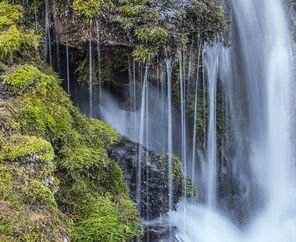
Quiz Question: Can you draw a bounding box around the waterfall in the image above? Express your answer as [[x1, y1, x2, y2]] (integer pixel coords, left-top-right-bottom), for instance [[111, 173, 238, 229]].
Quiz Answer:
[[95, 21, 102, 99], [52, 0, 60, 73], [65, 8, 70, 95], [89, 19, 93, 117], [204, 44, 219, 208], [44, 0, 52, 66], [136, 64, 149, 211], [170, 0, 296, 241], [166, 56, 173, 212], [34, 1, 38, 31], [191, 43, 202, 191], [178, 50, 187, 196]]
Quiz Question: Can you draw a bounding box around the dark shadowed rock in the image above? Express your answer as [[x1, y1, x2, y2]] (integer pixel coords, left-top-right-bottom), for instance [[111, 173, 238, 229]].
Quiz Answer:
[[108, 138, 196, 220]]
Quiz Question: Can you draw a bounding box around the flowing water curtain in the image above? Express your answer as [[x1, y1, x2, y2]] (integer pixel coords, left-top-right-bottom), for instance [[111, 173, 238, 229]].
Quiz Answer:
[[65, 4, 70, 95], [191, 43, 202, 195], [52, 0, 61, 73], [136, 63, 150, 212], [44, 0, 52, 66], [89, 18, 93, 117]]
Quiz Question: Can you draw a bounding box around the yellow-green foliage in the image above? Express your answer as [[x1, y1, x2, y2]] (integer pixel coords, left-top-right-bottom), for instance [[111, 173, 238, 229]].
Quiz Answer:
[[0, 1, 23, 31], [0, 2, 39, 62], [0, 201, 68, 242], [0, 2, 142, 241], [0, 135, 54, 162], [132, 45, 156, 64], [0, 26, 21, 60], [160, 154, 198, 197], [119, 4, 146, 17], [136, 27, 168, 45], [3, 64, 42, 90], [0, 100, 20, 133], [71, 0, 226, 64], [70, 196, 142, 242], [0, 165, 68, 241], [0, 165, 56, 207], [73, 0, 113, 18]]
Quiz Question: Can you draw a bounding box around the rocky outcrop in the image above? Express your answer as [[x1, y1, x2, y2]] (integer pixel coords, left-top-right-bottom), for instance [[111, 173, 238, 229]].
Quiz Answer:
[[108, 138, 196, 220]]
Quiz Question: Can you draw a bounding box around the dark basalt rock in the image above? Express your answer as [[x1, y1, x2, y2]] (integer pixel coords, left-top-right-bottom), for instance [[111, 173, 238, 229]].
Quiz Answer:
[[108, 138, 185, 220], [143, 224, 177, 242]]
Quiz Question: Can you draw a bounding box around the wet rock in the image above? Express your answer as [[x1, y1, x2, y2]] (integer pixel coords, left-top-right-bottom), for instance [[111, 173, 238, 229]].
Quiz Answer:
[[143, 224, 177, 242], [108, 138, 193, 220]]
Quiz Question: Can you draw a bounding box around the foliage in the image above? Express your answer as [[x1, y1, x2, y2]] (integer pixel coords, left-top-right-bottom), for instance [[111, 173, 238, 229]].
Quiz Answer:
[[70, 196, 142, 241], [70, 0, 226, 64], [0, 1, 23, 31], [3, 64, 43, 90], [0, 1, 142, 241], [0, 165, 68, 241], [160, 154, 198, 198], [0, 135, 54, 162], [72, 0, 113, 18], [0, 26, 21, 61]]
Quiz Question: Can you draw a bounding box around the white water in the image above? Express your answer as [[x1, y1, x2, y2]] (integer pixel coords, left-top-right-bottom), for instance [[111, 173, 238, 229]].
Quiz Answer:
[[89, 19, 93, 117], [170, 0, 296, 241], [166, 56, 173, 212], [95, 21, 102, 99], [52, 0, 60, 73], [65, 8, 70, 95], [136, 64, 149, 211], [45, 0, 52, 66], [191, 44, 201, 191]]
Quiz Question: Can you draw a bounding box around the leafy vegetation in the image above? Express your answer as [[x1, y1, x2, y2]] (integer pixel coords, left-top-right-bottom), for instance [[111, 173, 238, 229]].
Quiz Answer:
[[0, 2, 142, 241]]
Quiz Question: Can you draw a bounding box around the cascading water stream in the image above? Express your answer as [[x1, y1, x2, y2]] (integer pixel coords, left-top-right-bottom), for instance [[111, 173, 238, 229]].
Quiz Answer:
[[89, 19, 93, 117], [166, 56, 173, 212], [204, 44, 219, 208], [95, 20, 102, 100], [191, 44, 201, 192], [45, 0, 52, 66], [179, 50, 187, 197], [52, 0, 60, 73], [170, 0, 296, 241], [136, 64, 149, 211], [34, 1, 38, 31], [65, 7, 70, 95]]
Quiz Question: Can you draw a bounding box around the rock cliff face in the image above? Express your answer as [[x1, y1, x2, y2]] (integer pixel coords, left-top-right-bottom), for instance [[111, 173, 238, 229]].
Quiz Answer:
[[0, 2, 142, 241], [108, 138, 196, 220]]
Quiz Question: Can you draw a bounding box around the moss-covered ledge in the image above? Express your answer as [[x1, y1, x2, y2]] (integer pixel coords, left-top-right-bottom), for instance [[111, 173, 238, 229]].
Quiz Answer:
[[0, 1, 143, 241]]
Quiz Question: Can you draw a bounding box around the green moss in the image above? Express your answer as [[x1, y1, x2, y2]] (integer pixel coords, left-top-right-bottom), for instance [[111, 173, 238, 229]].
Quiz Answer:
[[119, 4, 146, 17], [3, 64, 43, 90], [0, 201, 69, 241], [160, 154, 198, 198], [0, 2, 147, 240], [22, 180, 57, 207], [0, 25, 21, 60], [136, 26, 168, 45], [0, 135, 54, 162], [73, 0, 113, 18], [70, 196, 142, 242], [59, 144, 106, 171], [0, 165, 56, 207], [0, 101, 20, 133], [0, 1, 23, 31]]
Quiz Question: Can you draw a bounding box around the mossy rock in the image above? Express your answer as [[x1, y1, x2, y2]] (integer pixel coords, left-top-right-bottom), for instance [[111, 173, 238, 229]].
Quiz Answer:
[[0, 164, 56, 207], [3, 64, 43, 91], [0, 201, 69, 241], [0, 134, 54, 162], [70, 195, 143, 242], [0, 1, 23, 31]]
